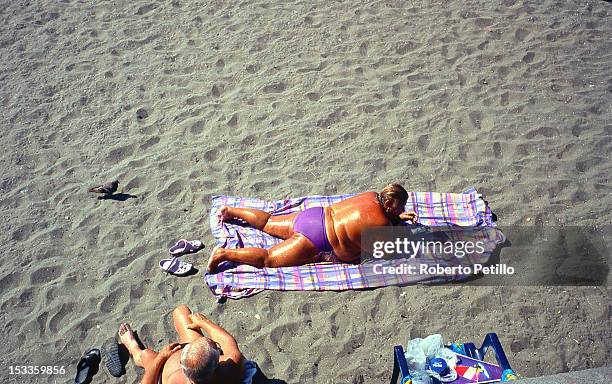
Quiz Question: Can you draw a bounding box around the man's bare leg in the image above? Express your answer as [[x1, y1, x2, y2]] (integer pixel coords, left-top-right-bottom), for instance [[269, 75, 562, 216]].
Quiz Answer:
[[173, 305, 203, 343], [208, 234, 319, 271], [217, 206, 297, 239], [118, 323, 158, 368]]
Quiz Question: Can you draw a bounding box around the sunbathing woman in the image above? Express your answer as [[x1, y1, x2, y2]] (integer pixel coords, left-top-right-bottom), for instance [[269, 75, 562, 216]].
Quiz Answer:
[[207, 183, 417, 272]]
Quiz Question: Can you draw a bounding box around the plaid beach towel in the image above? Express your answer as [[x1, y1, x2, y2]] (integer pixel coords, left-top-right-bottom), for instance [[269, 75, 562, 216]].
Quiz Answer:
[[204, 188, 504, 300]]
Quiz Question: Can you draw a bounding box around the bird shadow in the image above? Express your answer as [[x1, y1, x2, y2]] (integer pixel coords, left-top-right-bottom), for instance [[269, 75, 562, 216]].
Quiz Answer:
[[97, 193, 138, 201]]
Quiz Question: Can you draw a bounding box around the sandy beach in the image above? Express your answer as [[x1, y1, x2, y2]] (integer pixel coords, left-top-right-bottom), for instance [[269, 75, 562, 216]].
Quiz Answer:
[[0, 0, 610, 383]]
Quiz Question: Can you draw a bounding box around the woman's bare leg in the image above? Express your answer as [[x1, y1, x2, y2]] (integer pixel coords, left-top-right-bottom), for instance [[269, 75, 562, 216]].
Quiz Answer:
[[218, 206, 297, 239], [207, 234, 319, 271], [118, 323, 158, 369]]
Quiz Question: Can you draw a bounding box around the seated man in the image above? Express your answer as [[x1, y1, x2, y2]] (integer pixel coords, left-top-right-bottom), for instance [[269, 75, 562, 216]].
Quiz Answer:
[[207, 183, 417, 271], [119, 305, 245, 384]]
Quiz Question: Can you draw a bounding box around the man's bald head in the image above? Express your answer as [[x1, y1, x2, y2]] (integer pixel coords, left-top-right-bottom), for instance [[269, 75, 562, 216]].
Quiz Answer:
[[180, 338, 220, 384]]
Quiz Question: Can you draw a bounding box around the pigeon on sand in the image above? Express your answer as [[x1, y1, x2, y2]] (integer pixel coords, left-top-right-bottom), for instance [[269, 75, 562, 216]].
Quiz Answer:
[[88, 180, 119, 196]]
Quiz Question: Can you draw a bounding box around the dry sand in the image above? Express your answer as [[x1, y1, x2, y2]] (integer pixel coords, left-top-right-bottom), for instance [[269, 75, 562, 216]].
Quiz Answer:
[[0, 0, 610, 383]]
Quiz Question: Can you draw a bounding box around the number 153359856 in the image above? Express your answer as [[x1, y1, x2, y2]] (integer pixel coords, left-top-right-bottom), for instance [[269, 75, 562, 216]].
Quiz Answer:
[[9, 366, 66, 375]]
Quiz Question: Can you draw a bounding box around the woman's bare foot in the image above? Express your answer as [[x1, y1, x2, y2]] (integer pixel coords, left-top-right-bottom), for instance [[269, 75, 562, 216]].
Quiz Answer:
[[216, 206, 233, 224], [118, 323, 142, 359], [207, 247, 224, 273]]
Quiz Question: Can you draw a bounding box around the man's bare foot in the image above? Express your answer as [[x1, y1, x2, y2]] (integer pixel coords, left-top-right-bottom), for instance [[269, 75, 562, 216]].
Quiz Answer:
[[207, 247, 224, 273], [118, 323, 141, 356]]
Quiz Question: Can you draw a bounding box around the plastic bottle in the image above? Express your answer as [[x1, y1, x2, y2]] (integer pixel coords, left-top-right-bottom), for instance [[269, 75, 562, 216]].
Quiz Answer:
[[420, 334, 443, 357], [405, 338, 427, 371], [437, 347, 458, 368], [410, 371, 433, 384], [405, 334, 453, 384]]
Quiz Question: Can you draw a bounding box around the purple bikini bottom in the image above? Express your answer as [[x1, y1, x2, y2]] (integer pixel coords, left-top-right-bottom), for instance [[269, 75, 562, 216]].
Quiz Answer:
[[293, 207, 333, 252]]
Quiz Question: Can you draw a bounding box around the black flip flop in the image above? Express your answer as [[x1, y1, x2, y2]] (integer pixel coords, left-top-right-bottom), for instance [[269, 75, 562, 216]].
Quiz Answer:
[[102, 337, 126, 378], [74, 348, 101, 384]]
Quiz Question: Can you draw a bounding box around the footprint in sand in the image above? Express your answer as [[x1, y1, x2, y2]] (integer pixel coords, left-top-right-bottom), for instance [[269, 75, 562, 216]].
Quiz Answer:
[[216, 58, 225, 71], [359, 41, 368, 56], [227, 114, 238, 127], [211, 84, 221, 97], [515, 28, 529, 42], [191, 120, 205, 135], [30, 265, 63, 285], [139, 136, 160, 151], [262, 82, 287, 94], [135, 4, 157, 16], [305, 92, 320, 101], [157, 180, 183, 202], [522, 52, 535, 64], [417, 134, 430, 152], [392, 83, 401, 98], [245, 64, 259, 74], [469, 111, 482, 129], [493, 142, 503, 159], [49, 302, 77, 333]]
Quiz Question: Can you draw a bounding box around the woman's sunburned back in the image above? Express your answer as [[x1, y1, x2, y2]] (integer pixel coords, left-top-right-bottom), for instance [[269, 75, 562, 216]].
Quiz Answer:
[[324, 192, 390, 261]]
